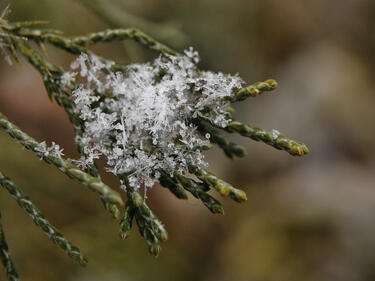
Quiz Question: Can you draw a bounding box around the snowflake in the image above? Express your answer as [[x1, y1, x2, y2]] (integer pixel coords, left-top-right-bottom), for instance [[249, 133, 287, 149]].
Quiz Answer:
[[61, 71, 76, 88], [66, 49, 244, 189], [35, 141, 64, 159]]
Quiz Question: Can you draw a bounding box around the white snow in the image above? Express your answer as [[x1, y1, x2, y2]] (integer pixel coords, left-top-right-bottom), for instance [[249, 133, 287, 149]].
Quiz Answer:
[[65, 49, 244, 189]]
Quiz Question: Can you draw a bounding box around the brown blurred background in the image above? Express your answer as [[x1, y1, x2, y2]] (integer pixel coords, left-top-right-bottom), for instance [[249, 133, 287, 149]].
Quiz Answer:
[[1, 0, 375, 280]]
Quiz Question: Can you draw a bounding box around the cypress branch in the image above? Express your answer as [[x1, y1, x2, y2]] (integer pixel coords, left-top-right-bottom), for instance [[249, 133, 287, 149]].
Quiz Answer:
[[12, 39, 121, 219], [158, 170, 188, 200], [134, 209, 161, 257], [189, 166, 247, 203], [3, 20, 48, 31], [126, 185, 168, 242], [0, 173, 87, 266], [0, 212, 19, 281], [13, 27, 176, 56], [173, 172, 224, 214], [76, 0, 188, 48], [0, 112, 123, 207], [13, 38, 76, 110], [0, 14, 310, 265], [100, 197, 121, 219], [74, 29, 177, 56], [228, 79, 278, 102], [119, 200, 135, 239], [195, 120, 246, 159], [226, 120, 310, 156], [121, 177, 167, 256]]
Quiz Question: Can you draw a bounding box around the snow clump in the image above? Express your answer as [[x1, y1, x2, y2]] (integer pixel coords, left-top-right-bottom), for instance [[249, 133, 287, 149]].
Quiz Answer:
[[64, 48, 243, 189]]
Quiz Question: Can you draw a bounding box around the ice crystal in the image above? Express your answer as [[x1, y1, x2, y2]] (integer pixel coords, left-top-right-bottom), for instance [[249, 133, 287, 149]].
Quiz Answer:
[[66, 49, 244, 189], [271, 129, 280, 139], [35, 141, 64, 159]]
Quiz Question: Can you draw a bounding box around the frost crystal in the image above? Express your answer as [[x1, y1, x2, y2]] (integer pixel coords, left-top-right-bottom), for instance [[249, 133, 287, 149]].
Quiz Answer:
[[271, 129, 280, 139], [67, 49, 244, 189], [35, 141, 65, 159]]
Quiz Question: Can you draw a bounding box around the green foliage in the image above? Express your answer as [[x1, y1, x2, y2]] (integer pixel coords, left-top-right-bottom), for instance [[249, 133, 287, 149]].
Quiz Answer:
[[0, 2, 309, 280], [0, 212, 19, 281], [0, 112, 123, 208], [0, 173, 87, 266]]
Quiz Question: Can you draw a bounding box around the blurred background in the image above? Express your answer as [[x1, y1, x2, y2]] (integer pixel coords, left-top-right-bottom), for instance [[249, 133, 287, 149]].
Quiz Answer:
[[1, 0, 375, 280]]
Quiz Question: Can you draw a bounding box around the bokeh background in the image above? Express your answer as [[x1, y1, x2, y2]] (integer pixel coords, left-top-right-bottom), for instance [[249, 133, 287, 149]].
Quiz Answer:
[[1, 0, 375, 280]]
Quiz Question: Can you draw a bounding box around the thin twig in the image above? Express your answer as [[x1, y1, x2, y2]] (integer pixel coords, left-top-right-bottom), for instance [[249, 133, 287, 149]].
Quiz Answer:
[[76, 0, 188, 48], [15, 27, 177, 56], [0, 211, 19, 281], [0, 112, 124, 207], [0, 173, 87, 266], [226, 120, 310, 156]]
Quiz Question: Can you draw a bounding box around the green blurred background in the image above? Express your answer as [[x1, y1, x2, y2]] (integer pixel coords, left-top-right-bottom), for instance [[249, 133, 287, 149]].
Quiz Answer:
[[1, 0, 375, 280]]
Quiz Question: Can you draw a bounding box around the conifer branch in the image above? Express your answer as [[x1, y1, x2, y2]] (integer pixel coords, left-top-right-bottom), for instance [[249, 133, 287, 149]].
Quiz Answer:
[[158, 170, 188, 200], [76, 0, 188, 48], [189, 166, 247, 203], [12, 27, 176, 56], [0, 11, 310, 269], [121, 177, 167, 256], [12, 38, 76, 108], [0, 112, 123, 207], [134, 207, 161, 257], [73, 29, 177, 56], [2, 29, 123, 219], [228, 79, 278, 102], [0, 212, 19, 281], [100, 197, 121, 219], [0, 173, 87, 266], [10, 40, 121, 218], [173, 172, 224, 214], [2, 20, 48, 31], [119, 200, 135, 240], [195, 120, 246, 159], [158, 169, 225, 214], [226, 120, 310, 156]]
